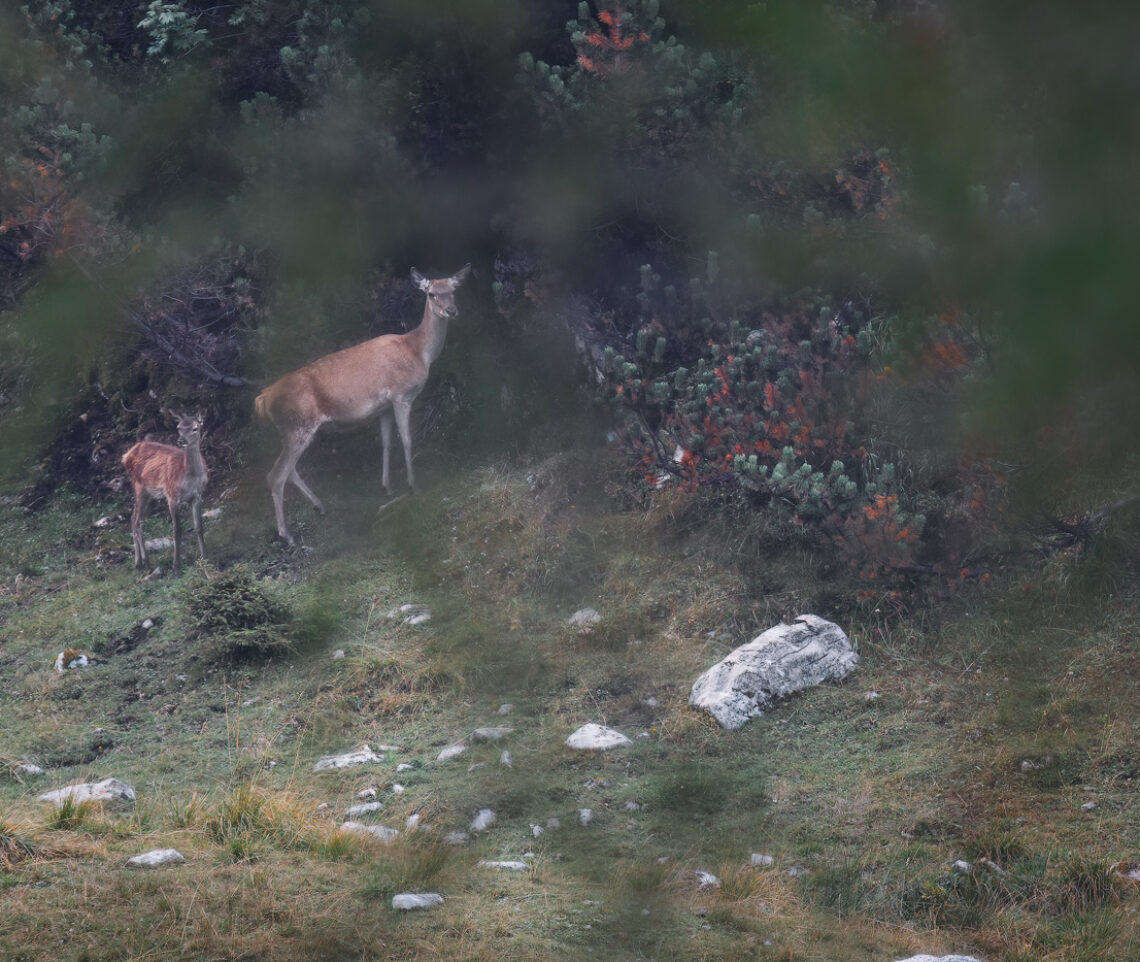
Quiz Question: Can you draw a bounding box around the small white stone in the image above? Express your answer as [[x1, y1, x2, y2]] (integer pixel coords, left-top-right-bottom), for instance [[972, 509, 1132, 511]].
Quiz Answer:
[[470, 809, 496, 832], [16, 763, 45, 776], [1082, 801, 1098, 812], [444, 831, 469, 845], [313, 746, 385, 772], [357, 787, 378, 799], [437, 744, 467, 761], [345, 801, 383, 817], [566, 724, 632, 750], [392, 893, 443, 911], [750, 853, 774, 867], [472, 726, 513, 741], [332, 649, 346, 660], [391, 783, 406, 795], [531, 823, 544, 838], [479, 860, 528, 871], [497, 703, 514, 715], [127, 848, 184, 867], [568, 608, 601, 627], [578, 808, 593, 826], [341, 821, 398, 844], [500, 750, 512, 767], [696, 870, 720, 888]]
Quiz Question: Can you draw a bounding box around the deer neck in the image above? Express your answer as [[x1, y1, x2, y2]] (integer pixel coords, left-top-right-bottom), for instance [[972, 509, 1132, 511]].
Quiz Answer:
[[406, 301, 450, 369], [183, 438, 207, 487]]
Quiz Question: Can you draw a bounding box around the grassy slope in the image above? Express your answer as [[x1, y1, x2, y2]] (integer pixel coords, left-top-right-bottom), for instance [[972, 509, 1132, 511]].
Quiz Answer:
[[1, 447, 1139, 962]]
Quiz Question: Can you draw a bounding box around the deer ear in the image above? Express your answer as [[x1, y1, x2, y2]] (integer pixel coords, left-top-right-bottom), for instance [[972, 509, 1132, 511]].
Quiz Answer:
[[451, 263, 472, 287], [410, 268, 429, 291]]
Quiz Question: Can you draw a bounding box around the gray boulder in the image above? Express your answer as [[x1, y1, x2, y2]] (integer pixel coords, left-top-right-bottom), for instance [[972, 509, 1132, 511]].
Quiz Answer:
[[39, 777, 136, 807], [689, 615, 858, 730]]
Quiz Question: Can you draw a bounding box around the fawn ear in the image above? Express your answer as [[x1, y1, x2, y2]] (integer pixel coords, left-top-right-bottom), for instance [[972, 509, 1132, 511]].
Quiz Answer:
[[410, 268, 430, 292]]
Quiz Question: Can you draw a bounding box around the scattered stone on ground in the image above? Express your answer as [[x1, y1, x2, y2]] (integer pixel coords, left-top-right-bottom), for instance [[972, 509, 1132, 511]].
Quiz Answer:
[[313, 745, 385, 771], [127, 849, 185, 867], [341, 821, 399, 844], [470, 809, 496, 832], [39, 777, 136, 807], [471, 726, 512, 741], [392, 893, 444, 910], [437, 744, 467, 761], [566, 723, 633, 750]]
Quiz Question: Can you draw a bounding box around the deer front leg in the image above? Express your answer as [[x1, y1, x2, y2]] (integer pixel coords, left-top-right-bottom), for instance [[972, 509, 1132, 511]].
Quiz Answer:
[[392, 399, 417, 492], [169, 498, 183, 576], [131, 491, 149, 570], [191, 497, 206, 562]]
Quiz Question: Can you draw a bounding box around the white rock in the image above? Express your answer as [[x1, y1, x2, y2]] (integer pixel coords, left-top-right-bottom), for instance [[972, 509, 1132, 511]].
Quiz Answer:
[[568, 608, 601, 628], [392, 893, 443, 911], [497, 703, 514, 715], [313, 746, 385, 771], [444, 831, 469, 845], [332, 649, 346, 660], [689, 615, 859, 730], [341, 821, 399, 844], [696, 871, 720, 888], [566, 724, 633, 750], [391, 783, 406, 795], [357, 787, 378, 799], [437, 744, 467, 761], [578, 808, 593, 825], [345, 801, 383, 817], [892, 957, 983, 962], [500, 750, 513, 768], [951, 860, 972, 873], [531, 823, 545, 838], [16, 763, 45, 776], [471, 809, 496, 832], [479, 860, 528, 871], [406, 813, 422, 829], [1082, 801, 1098, 812], [750, 853, 774, 867], [127, 848, 184, 867], [472, 727, 513, 741], [39, 777, 136, 807], [396, 763, 415, 772], [144, 537, 174, 552]]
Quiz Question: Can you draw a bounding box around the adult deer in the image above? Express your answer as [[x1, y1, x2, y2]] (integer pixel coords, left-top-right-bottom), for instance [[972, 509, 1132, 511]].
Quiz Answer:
[[255, 263, 472, 545], [122, 412, 209, 575]]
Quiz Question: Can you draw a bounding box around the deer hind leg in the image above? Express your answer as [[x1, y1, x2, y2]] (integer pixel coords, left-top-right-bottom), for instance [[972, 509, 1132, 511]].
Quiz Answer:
[[267, 426, 320, 545], [130, 489, 150, 570], [380, 411, 394, 494], [392, 399, 417, 492]]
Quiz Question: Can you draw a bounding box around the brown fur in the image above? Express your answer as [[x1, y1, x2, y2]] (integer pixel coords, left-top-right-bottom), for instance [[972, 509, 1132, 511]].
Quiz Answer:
[[122, 413, 208, 575]]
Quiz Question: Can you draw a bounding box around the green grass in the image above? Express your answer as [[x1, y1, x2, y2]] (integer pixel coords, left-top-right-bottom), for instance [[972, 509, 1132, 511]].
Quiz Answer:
[[1, 454, 1139, 960]]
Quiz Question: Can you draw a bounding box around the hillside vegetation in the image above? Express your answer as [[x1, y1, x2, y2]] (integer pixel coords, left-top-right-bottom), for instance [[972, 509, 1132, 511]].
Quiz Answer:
[[2, 445, 1140, 961]]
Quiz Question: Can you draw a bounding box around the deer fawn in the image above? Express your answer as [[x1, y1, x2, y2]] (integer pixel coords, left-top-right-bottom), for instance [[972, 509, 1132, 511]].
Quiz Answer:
[[255, 263, 472, 545], [122, 412, 209, 575]]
